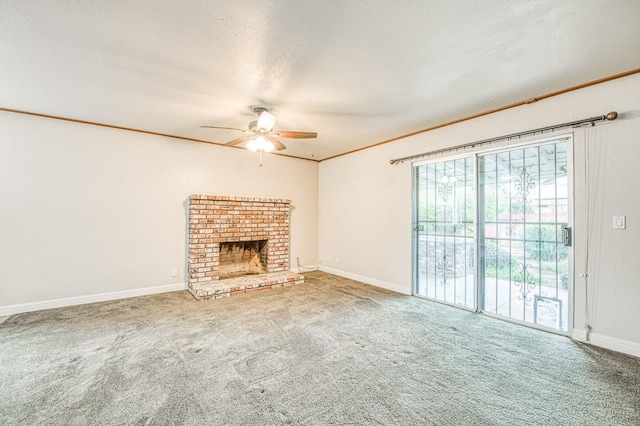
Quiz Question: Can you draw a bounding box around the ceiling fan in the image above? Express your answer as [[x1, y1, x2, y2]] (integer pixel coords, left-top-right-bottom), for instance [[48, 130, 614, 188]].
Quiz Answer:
[[201, 107, 317, 153]]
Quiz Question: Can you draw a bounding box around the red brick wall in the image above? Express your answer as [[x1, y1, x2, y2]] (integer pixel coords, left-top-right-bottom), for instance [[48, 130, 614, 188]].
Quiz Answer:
[[188, 195, 291, 287]]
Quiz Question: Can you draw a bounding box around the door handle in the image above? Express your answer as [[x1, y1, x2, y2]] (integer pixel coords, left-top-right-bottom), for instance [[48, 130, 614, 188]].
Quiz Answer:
[[563, 226, 572, 247]]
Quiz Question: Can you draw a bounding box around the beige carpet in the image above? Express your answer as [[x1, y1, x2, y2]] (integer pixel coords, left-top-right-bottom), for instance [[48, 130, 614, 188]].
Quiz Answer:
[[1, 271, 639, 425]]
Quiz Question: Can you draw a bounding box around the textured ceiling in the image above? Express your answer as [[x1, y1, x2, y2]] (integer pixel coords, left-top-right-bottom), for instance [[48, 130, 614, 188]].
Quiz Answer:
[[1, 1, 639, 161]]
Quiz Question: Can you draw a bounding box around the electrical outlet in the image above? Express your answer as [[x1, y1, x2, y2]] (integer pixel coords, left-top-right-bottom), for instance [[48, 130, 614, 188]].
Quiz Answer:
[[336, 257, 340, 263], [171, 268, 178, 277]]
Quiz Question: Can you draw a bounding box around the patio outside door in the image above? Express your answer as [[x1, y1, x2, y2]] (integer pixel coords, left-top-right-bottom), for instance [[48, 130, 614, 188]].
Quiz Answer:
[[414, 137, 572, 333]]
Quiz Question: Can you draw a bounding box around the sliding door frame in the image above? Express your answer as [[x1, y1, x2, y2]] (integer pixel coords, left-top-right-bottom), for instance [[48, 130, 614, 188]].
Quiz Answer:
[[412, 133, 575, 335]]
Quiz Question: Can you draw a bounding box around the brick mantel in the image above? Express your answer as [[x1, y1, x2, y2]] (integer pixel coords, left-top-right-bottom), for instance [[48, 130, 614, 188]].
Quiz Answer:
[[187, 195, 293, 297]]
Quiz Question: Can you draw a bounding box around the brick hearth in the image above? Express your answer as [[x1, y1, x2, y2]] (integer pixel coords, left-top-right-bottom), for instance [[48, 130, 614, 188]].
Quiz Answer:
[[187, 195, 304, 300], [189, 271, 304, 300]]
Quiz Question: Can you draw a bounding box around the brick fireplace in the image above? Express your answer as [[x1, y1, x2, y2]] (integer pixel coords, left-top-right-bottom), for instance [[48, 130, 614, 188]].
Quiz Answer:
[[187, 195, 304, 300]]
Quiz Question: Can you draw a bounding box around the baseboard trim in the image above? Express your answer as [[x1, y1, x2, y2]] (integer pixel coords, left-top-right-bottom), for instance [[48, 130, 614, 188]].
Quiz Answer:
[[572, 329, 588, 341], [318, 266, 411, 295], [0, 283, 187, 316], [573, 328, 640, 358]]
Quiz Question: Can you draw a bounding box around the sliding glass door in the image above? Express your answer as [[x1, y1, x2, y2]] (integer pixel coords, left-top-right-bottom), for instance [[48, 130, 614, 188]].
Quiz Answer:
[[413, 137, 571, 333]]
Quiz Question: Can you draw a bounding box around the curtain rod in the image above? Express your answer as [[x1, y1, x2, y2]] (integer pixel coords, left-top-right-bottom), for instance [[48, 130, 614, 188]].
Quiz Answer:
[[389, 111, 618, 165]]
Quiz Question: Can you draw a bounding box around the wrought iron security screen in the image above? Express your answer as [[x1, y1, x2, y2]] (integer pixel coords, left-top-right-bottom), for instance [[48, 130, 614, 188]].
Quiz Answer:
[[414, 157, 475, 308], [478, 141, 569, 332], [413, 137, 572, 334]]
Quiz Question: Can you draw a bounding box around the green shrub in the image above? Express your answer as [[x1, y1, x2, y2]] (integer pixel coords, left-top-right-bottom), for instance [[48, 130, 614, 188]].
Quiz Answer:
[[483, 243, 511, 268]]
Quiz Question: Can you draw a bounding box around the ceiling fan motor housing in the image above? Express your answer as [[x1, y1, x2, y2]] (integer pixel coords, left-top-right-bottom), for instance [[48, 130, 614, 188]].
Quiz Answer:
[[253, 106, 269, 116]]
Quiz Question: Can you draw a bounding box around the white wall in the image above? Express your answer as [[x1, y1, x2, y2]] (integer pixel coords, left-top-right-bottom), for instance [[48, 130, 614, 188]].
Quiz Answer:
[[319, 73, 640, 356], [0, 113, 318, 311]]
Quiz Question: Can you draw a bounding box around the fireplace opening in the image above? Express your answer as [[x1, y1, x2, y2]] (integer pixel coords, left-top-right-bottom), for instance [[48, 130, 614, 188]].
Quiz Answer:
[[218, 240, 267, 279]]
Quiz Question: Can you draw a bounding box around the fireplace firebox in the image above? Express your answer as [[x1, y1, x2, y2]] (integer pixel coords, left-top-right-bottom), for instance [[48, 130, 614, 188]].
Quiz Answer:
[[218, 240, 267, 279]]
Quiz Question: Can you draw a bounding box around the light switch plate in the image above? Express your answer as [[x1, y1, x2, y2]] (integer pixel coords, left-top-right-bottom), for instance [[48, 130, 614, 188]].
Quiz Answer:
[[613, 216, 626, 229]]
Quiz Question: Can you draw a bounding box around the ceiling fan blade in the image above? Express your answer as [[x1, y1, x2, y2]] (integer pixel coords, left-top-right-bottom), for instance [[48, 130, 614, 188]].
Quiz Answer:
[[225, 135, 254, 147], [272, 131, 317, 139], [266, 136, 287, 151], [201, 125, 246, 132]]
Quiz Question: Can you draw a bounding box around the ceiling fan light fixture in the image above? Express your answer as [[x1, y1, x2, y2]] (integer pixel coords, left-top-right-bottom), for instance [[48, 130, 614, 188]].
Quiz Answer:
[[263, 140, 275, 152], [257, 111, 276, 131], [247, 135, 275, 153]]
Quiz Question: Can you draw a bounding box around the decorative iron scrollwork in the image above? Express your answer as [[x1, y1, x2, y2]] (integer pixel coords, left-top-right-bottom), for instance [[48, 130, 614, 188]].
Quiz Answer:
[[437, 175, 456, 203], [513, 165, 536, 203], [512, 261, 537, 303], [437, 253, 454, 286]]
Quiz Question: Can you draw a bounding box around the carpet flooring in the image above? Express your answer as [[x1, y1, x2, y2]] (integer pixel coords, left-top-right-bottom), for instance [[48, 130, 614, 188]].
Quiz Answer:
[[1, 271, 639, 425]]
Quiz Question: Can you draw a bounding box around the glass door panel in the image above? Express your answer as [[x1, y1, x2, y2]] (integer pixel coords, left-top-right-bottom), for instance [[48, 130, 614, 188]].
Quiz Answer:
[[478, 141, 569, 332], [415, 157, 475, 309]]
